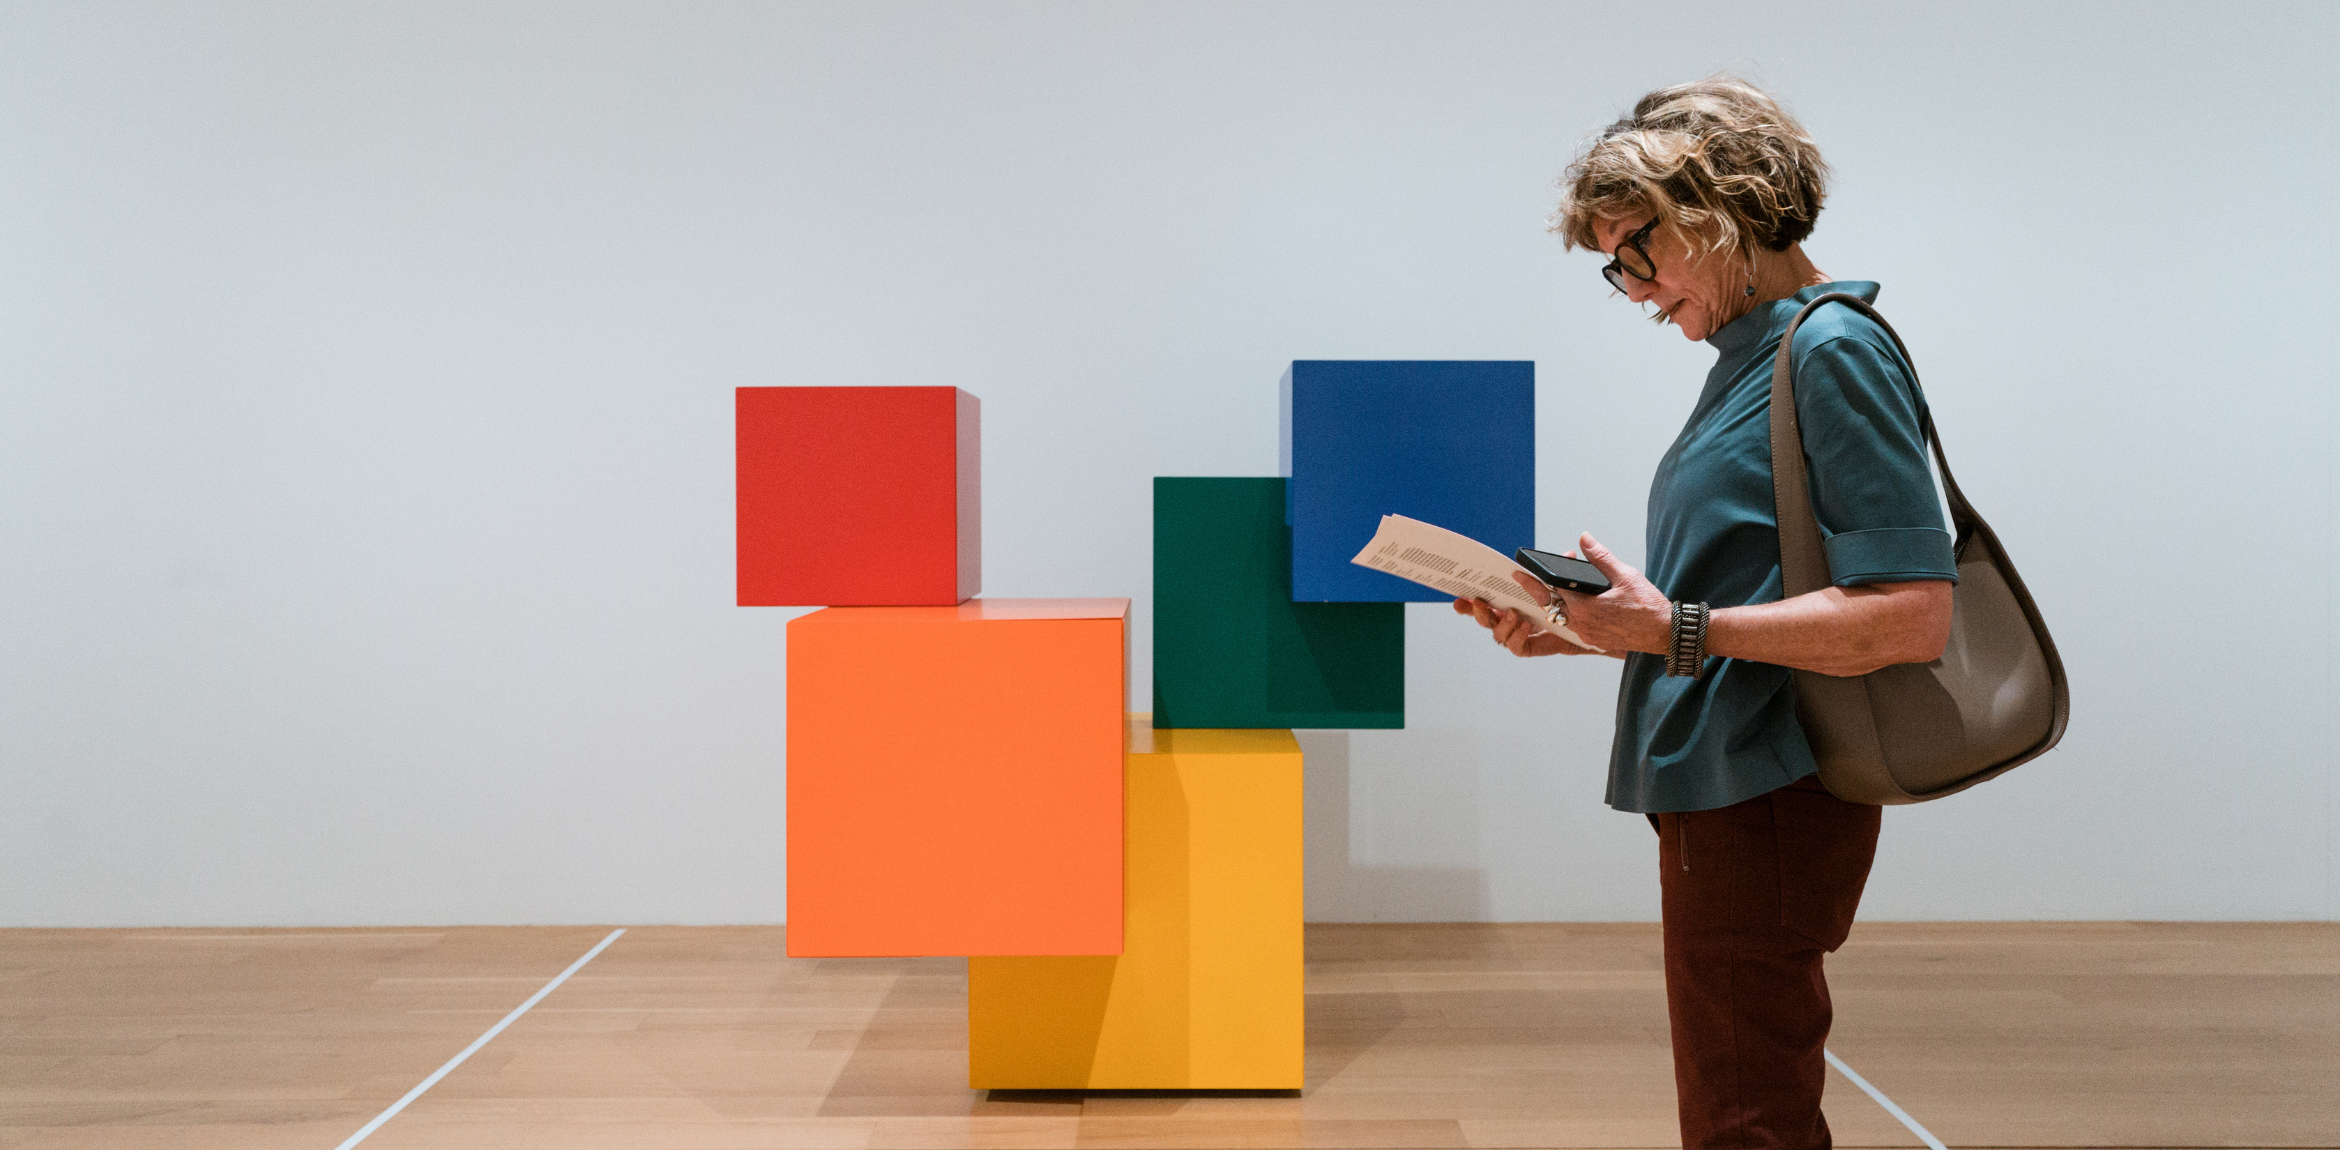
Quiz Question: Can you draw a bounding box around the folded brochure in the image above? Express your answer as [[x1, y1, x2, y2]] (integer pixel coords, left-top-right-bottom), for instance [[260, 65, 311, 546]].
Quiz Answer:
[[1348, 514, 1602, 651]]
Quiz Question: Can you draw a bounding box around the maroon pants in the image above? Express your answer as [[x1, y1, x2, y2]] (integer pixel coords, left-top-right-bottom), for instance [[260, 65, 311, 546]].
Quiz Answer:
[[1654, 775, 1880, 1150]]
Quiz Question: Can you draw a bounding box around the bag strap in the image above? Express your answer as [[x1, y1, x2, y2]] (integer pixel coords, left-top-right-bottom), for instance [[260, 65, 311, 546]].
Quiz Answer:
[[1768, 292, 1970, 595]]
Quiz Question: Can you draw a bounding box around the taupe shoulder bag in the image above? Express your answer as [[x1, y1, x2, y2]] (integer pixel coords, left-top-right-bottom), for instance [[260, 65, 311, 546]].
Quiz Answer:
[[1770, 293, 2069, 804]]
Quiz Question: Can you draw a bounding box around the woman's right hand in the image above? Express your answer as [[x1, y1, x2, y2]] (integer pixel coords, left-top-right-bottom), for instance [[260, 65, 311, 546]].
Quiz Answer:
[[1451, 577, 1598, 658]]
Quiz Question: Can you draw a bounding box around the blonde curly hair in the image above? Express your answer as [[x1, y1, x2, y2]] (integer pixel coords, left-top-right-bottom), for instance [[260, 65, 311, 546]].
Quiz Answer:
[[1553, 77, 1829, 260]]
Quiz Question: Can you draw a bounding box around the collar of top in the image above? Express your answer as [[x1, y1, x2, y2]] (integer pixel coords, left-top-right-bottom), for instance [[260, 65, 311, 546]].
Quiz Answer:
[[1706, 280, 1882, 357]]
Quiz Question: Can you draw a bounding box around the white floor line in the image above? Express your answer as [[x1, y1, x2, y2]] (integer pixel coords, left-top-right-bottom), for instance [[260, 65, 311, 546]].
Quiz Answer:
[[332, 928, 625, 1150], [1825, 1047, 1948, 1150]]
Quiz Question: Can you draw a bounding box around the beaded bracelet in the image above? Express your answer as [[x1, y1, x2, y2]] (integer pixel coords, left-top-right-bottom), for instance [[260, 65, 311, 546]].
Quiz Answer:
[[1666, 600, 1711, 679]]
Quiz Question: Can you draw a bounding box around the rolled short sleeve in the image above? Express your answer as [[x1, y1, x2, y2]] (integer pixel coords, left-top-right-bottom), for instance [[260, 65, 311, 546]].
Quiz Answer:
[[1791, 333, 1958, 587]]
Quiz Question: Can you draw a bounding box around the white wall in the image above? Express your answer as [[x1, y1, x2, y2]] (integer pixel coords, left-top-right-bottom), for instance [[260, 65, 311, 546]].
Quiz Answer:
[[3, 1, 2332, 926]]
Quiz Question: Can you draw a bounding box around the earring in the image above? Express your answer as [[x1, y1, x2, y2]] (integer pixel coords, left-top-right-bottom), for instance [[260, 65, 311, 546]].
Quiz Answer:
[[1745, 285, 1756, 297]]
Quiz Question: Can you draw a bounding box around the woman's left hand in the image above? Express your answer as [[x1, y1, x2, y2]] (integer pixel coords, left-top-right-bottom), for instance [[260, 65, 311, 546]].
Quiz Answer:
[[1454, 582, 1592, 658], [1550, 534, 1674, 656]]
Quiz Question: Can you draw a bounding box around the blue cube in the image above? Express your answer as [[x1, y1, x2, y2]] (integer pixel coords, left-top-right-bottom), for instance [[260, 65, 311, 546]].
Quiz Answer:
[[1282, 360, 1535, 602]]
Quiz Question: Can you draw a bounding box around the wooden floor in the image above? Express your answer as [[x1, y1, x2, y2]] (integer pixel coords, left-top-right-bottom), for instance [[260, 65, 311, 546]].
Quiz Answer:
[[0, 923, 2333, 1149]]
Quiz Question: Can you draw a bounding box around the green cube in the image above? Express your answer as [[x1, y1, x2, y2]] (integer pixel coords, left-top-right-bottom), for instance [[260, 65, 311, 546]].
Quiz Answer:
[[1153, 478, 1404, 729]]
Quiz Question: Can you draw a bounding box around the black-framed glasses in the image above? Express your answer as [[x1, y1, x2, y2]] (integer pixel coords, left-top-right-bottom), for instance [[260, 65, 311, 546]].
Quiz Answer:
[[1601, 216, 1662, 292]]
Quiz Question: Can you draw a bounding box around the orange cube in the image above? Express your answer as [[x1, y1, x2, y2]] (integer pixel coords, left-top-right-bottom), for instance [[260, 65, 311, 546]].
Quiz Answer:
[[785, 599, 1128, 957]]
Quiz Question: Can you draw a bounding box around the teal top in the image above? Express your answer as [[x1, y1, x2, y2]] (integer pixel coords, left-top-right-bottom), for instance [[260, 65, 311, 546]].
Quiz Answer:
[[1605, 282, 1959, 814]]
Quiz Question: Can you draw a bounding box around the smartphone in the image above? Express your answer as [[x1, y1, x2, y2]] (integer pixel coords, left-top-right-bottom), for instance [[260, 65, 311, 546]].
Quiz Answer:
[[1514, 547, 1612, 595]]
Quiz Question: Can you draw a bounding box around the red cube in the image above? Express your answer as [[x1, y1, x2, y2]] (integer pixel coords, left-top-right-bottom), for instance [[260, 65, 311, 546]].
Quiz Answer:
[[737, 386, 979, 606]]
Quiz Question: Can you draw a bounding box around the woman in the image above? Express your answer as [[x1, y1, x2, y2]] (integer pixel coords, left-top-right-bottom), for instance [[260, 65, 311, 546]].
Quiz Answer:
[[1456, 78, 1957, 1150]]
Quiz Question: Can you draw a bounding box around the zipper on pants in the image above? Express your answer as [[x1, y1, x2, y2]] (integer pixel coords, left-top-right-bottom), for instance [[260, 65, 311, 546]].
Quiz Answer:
[[1677, 816, 1690, 872]]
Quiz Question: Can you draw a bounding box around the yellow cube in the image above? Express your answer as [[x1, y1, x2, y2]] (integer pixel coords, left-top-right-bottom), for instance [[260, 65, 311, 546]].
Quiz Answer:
[[967, 717, 1304, 1089]]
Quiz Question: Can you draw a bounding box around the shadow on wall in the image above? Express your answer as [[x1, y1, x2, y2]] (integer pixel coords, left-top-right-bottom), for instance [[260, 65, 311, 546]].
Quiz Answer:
[[1297, 731, 1490, 922]]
